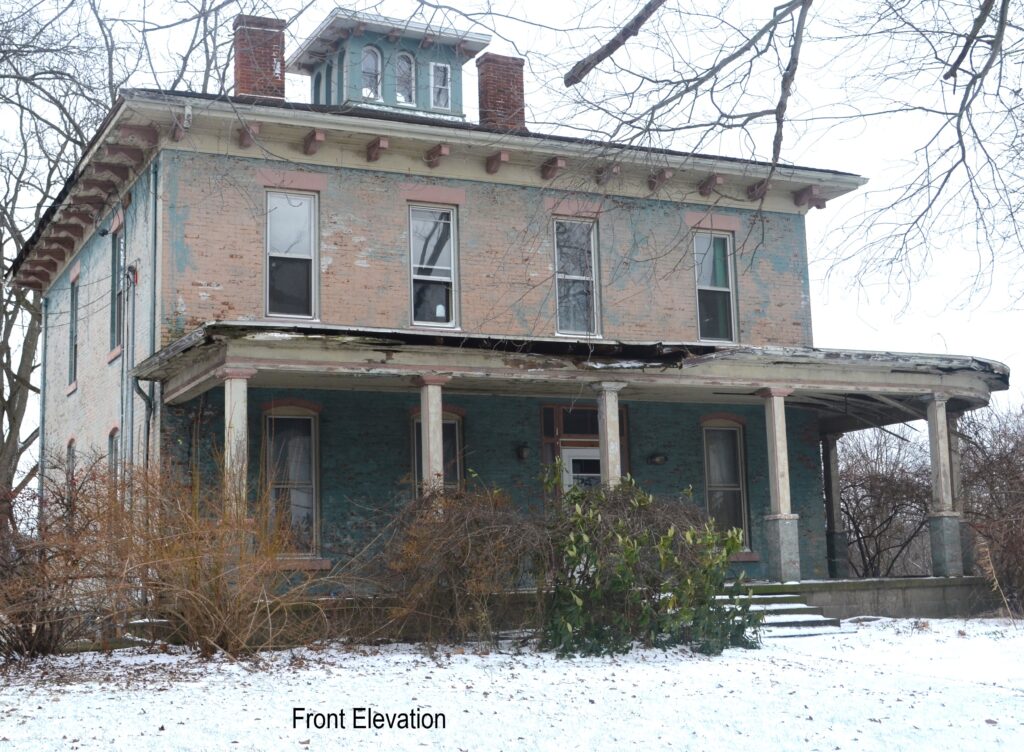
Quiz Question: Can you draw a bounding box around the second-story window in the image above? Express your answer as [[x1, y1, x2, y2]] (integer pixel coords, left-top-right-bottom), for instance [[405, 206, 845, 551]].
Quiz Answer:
[[325, 63, 334, 105], [554, 219, 598, 335], [694, 232, 736, 341], [396, 52, 415, 105], [430, 63, 450, 109], [109, 229, 125, 351], [68, 279, 79, 384], [266, 191, 316, 318], [410, 206, 456, 326], [361, 47, 381, 99]]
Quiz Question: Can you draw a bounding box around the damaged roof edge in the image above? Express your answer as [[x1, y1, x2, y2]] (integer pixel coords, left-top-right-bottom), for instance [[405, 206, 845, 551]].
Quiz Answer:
[[132, 321, 1011, 394]]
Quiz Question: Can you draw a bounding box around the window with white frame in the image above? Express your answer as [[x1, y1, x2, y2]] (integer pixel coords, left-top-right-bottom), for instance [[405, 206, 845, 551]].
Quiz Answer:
[[554, 219, 598, 335], [410, 206, 456, 326], [694, 232, 736, 341], [68, 279, 79, 384], [396, 52, 416, 105], [430, 62, 450, 109], [266, 191, 316, 318], [361, 46, 382, 99], [703, 421, 748, 546], [266, 412, 318, 555], [110, 228, 125, 350], [413, 414, 463, 489]]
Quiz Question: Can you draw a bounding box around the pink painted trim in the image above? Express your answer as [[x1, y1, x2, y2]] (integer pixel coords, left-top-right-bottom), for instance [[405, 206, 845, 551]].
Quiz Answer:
[[544, 197, 604, 217], [685, 211, 742, 232], [69, 262, 81, 283], [259, 398, 323, 414], [65, 381, 77, 396], [699, 412, 747, 426], [256, 168, 328, 192], [106, 345, 123, 363], [108, 209, 124, 235], [400, 184, 466, 205]]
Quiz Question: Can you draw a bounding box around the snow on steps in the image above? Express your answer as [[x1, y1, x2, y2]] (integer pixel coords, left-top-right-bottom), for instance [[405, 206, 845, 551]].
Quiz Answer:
[[717, 589, 845, 637]]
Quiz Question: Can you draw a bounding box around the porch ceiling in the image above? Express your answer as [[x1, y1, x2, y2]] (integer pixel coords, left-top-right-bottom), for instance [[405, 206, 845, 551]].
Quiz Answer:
[[133, 323, 1009, 435]]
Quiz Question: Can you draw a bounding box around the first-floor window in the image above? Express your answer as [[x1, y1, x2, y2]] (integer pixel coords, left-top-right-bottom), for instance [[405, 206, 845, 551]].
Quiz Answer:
[[413, 414, 462, 490], [554, 219, 598, 335], [266, 413, 318, 554], [410, 205, 456, 326], [266, 191, 316, 318], [694, 232, 736, 341], [703, 421, 748, 546]]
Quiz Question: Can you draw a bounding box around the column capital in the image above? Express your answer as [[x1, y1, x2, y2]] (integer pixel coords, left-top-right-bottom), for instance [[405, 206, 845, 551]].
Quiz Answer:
[[414, 374, 451, 387], [215, 366, 257, 381], [590, 381, 628, 394], [924, 392, 952, 404], [756, 387, 793, 398]]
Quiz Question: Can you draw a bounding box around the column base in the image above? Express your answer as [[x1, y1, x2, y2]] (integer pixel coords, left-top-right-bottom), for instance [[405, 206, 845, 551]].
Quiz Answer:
[[764, 513, 801, 583], [826, 530, 850, 579], [929, 512, 964, 577], [959, 519, 977, 577]]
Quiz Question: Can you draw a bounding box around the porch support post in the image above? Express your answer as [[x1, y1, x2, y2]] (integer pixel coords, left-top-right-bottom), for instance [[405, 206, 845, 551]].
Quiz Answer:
[[821, 433, 850, 579], [217, 367, 256, 520], [948, 411, 976, 575], [927, 396, 963, 576], [416, 375, 450, 492], [592, 381, 627, 486], [757, 387, 801, 582]]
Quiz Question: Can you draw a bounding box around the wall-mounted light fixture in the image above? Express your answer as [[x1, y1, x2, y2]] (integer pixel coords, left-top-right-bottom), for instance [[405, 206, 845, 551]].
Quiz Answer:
[[647, 453, 668, 465], [516, 444, 531, 461]]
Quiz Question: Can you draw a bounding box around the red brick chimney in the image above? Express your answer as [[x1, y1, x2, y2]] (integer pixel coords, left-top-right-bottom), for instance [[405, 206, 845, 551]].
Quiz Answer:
[[233, 15, 286, 99], [476, 53, 527, 132]]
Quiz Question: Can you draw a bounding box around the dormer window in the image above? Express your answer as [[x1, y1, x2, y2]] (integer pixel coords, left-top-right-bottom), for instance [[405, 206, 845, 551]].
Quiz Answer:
[[361, 46, 382, 99], [396, 52, 416, 105], [430, 63, 450, 109]]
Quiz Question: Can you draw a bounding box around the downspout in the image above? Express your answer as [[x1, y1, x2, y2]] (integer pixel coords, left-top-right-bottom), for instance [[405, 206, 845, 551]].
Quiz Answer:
[[138, 155, 160, 471]]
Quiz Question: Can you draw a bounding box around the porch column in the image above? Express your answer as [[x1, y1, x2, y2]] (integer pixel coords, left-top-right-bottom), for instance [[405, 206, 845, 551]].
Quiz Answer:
[[949, 411, 976, 575], [927, 396, 963, 576], [416, 375, 450, 491], [757, 388, 801, 582], [218, 367, 256, 520], [592, 381, 627, 486], [821, 433, 850, 579]]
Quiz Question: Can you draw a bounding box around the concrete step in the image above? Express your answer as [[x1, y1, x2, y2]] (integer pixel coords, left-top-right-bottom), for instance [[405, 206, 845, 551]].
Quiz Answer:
[[717, 592, 805, 605], [760, 613, 842, 629]]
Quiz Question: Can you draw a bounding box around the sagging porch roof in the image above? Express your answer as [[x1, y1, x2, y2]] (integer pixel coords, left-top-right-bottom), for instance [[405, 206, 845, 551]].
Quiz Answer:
[[133, 322, 1009, 435]]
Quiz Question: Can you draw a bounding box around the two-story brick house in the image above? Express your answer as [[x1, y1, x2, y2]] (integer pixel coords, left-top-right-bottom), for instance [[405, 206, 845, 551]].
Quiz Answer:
[[8, 10, 1008, 582]]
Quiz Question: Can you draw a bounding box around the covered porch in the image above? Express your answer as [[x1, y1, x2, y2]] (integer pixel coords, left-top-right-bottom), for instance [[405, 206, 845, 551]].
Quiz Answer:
[[135, 323, 1009, 583]]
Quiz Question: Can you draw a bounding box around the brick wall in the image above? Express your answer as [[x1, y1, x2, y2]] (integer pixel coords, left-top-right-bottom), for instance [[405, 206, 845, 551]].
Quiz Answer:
[[159, 151, 813, 348], [476, 53, 526, 131], [233, 15, 286, 99]]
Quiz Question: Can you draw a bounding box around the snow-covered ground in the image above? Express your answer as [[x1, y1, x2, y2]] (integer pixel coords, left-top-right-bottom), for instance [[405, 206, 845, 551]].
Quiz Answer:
[[1, 618, 1021, 751]]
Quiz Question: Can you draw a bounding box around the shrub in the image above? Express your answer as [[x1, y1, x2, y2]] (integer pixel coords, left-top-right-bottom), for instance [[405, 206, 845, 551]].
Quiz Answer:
[[541, 479, 759, 656], [365, 484, 547, 644]]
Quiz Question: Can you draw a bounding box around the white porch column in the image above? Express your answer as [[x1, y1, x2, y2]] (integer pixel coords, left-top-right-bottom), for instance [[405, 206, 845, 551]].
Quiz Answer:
[[927, 396, 963, 576], [416, 375, 450, 492], [592, 381, 627, 486], [757, 387, 801, 582], [217, 366, 256, 519]]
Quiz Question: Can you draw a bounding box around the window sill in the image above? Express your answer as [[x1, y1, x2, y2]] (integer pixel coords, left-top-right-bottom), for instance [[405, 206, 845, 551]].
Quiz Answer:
[[272, 557, 332, 571], [65, 381, 78, 396], [730, 551, 760, 563], [107, 345, 122, 363]]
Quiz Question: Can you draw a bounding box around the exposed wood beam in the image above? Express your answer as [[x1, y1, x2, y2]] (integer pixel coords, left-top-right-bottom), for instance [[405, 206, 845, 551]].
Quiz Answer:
[[647, 167, 673, 192], [37, 245, 69, 259], [541, 156, 566, 180], [61, 211, 96, 225], [104, 144, 145, 164], [366, 136, 389, 162], [596, 164, 620, 186], [69, 195, 105, 209], [24, 259, 57, 275], [419, 33, 434, 49], [486, 150, 510, 174], [746, 179, 770, 200], [303, 128, 325, 155], [386, 28, 401, 42], [237, 121, 261, 148], [698, 173, 724, 197], [425, 143, 450, 168], [93, 162, 130, 181]]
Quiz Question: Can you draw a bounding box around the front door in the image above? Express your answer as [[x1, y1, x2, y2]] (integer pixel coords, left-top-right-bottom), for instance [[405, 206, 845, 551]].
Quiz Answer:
[[561, 446, 602, 492]]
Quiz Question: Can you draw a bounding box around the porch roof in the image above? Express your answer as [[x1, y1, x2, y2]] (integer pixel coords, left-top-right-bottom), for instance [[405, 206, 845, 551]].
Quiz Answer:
[[133, 321, 1009, 434]]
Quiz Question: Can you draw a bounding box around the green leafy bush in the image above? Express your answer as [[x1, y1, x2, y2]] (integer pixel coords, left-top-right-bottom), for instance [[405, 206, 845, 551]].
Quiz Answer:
[[541, 479, 760, 656]]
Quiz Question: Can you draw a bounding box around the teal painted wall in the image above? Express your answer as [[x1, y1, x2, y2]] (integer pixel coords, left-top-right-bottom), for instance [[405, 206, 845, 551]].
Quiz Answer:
[[161, 389, 827, 578], [310, 32, 465, 115]]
